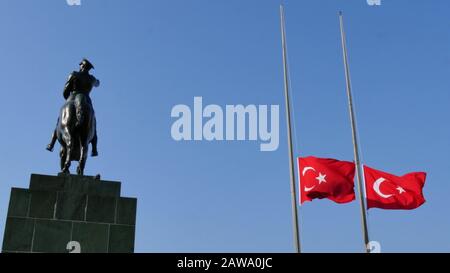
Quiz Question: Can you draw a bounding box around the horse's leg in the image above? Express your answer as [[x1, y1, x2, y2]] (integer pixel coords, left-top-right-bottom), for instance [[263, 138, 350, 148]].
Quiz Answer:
[[77, 139, 89, 176], [60, 146, 66, 172], [47, 118, 60, 152], [46, 129, 57, 152], [91, 131, 98, 157], [63, 135, 72, 174]]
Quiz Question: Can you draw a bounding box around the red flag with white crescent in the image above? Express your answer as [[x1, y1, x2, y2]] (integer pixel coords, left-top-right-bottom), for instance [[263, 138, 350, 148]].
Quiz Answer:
[[363, 165, 426, 210], [298, 156, 355, 204]]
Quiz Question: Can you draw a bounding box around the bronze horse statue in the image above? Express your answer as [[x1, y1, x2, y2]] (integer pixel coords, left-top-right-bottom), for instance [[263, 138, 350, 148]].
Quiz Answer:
[[47, 59, 99, 175], [57, 93, 97, 175]]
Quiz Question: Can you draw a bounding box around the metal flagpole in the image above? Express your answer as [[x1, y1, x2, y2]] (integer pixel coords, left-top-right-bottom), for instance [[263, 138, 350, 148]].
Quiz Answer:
[[338, 11, 370, 253], [280, 4, 301, 253]]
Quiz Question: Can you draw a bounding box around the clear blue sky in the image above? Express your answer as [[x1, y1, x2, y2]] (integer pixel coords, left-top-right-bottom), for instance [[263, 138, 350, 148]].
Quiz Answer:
[[0, 0, 449, 253]]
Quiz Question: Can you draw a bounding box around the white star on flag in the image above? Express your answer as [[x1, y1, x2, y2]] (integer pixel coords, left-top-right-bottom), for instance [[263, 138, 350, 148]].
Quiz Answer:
[[315, 173, 327, 184], [396, 186, 406, 194]]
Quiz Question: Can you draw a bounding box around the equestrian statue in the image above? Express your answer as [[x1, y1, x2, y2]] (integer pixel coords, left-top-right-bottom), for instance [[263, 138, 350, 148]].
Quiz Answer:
[[46, 58, 99, 175]]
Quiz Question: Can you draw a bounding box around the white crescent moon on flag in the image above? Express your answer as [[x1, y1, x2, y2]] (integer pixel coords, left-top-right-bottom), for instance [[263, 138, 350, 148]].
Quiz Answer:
[[302, 166, 317, 192], [373, 178, 393, 199], [302, 166, 316, 176]]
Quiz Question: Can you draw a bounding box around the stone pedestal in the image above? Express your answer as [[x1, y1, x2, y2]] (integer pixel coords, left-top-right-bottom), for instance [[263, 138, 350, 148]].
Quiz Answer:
[[2, 174, 137, 253]]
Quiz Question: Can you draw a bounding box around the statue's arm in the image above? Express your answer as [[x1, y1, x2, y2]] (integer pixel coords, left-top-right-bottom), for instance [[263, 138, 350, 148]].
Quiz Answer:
[[63, 73, 75, 99], [93, 76, 100, 88]]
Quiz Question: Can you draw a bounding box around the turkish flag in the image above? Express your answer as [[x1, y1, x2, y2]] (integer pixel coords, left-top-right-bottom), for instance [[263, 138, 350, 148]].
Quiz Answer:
[[298, 156, 355, 204], [363, 166, 426, 210]]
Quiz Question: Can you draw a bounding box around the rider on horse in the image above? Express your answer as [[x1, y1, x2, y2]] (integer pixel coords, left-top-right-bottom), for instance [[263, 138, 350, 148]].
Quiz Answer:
[[46, 58, 99, 157]]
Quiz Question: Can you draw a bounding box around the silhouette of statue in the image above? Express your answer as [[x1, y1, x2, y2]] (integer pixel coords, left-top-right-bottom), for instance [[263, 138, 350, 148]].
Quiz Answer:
[[46, 59, 100, 175]]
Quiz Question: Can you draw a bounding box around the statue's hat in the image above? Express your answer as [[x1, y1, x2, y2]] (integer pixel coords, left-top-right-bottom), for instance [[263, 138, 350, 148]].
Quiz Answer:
[[80, 58, 94, 70]]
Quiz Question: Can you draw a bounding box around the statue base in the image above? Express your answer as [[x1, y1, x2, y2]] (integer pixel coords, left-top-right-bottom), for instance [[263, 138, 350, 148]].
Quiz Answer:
[[2, 173, 137, 253]]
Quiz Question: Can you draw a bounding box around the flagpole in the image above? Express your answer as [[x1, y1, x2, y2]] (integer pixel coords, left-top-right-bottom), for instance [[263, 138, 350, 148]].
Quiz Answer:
[[338, 11, 370, 253], [280, 4, 301, 253]]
